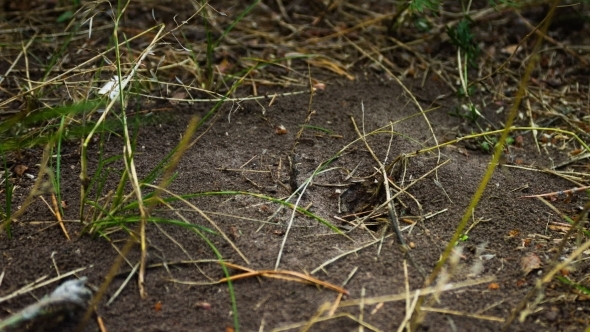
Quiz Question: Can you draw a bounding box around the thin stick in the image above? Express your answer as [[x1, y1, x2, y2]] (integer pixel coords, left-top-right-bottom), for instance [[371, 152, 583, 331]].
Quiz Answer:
[[520, 186, 590, 200], [105, 262, 139, 307]]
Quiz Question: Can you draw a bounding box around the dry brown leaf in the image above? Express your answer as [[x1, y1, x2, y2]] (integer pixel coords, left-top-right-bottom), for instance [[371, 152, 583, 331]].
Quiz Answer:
[[521, 252, 542, 276], [154, 301, 162, 311], [312, 82, 326, 90], [217, 58, 232, 74], [508, 229, 520, 237], [306, 58, 354, 80], [488, 283, 500, 290], [401, 218, 415, 224], [172, 91, 187, 99], [170, 90, 188, 104], [548, 224, 570, 233], [501, 44, 521, 55], [194, 301, 211, 310], [13, 164, 28, 177], [275, 125, 287, 135], [522, 238, 532, 247]]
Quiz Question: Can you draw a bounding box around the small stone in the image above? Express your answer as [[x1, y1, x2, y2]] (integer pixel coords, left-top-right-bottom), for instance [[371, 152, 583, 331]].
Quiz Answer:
[[545, 307, 559, 322]]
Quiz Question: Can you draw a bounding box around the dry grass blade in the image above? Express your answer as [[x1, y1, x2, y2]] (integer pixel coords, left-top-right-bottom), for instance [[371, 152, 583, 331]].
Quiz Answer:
[[397, 261, 420, 332], [311, 236, 391, 275], [419, 1, 564, 307], [520, 186, 590, 200], [342, 33, 442, 169], [277, 312, 383, 332], [105, 262, 139, 307], [503, 202, 590, 330], [354, 159, 451, 227], [218, 262, 348, 295], [421, 307, 504, 323], [144, 185, 250, 265], [2, 0, 589, 330], [350, 114, 426, 278], [294, 276, 494, 332], [51, 193, 70, 240], [338, 276, 495, 308]]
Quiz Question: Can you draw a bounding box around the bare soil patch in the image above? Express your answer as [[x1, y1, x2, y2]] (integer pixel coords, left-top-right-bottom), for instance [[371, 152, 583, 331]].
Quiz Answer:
[[2, 77, 589, 331]]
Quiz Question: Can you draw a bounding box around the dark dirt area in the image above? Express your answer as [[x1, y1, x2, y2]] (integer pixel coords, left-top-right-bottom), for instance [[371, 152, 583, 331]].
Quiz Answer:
[[2, 77, 589, 331], [1, 1, 590, 332]]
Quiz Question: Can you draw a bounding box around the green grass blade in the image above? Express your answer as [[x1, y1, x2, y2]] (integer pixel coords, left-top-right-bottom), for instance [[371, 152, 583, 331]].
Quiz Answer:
[[213, 0, 261, 49], [130, 191, 345, 235]]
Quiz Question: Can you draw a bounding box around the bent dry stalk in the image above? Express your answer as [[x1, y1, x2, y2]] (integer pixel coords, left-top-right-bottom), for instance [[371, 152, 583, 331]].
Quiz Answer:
[[0, 277, 92, 332]]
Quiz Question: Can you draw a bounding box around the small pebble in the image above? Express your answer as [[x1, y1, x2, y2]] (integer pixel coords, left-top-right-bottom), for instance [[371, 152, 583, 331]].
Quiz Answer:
[[545, 307, 559, 322]]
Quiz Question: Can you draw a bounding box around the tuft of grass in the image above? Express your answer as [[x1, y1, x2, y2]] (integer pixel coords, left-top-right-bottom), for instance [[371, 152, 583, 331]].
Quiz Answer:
[[446, 18, 480, 68], [410, 0, 440, 13], [0, 101, 106, 152]]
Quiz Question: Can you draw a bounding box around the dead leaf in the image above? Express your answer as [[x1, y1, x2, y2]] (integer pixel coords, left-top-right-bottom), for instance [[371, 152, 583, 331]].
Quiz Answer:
[[13, 164, 28, 177], [501, 44, 521, 55], [521, 238, 531, 247], [508, 229, 520, 237], [312, 82, 326, 91], [217, 58, 232, 74], [521, 252, 542, 276], [488, 283, 500, 290], [154, 301, 162, 311], [229, 226, 239, 240], [169, 90, 188, 104], [275, 125, 287, 135], [548, 224, 570, 233], [194, 301, 211, 310], [306, 57, 354, 80]]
